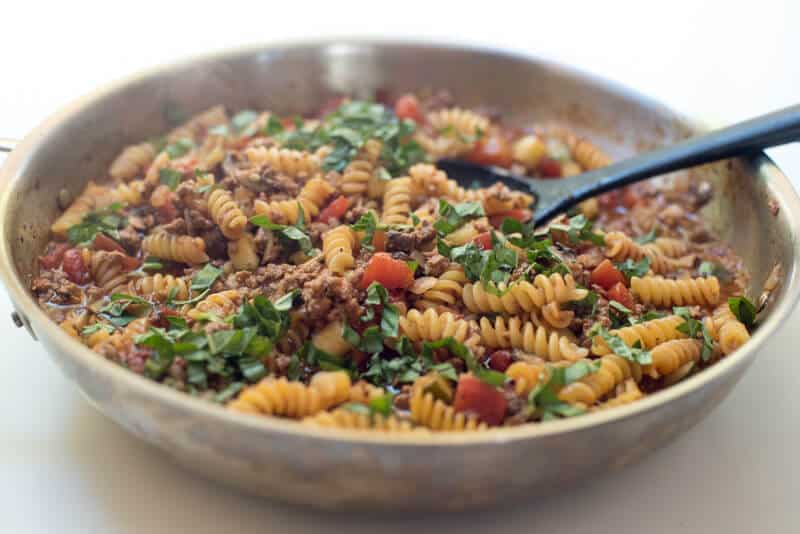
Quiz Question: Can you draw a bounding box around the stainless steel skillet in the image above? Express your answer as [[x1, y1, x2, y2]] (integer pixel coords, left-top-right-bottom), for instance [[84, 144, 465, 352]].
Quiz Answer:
[[0, 40, 798, 511]]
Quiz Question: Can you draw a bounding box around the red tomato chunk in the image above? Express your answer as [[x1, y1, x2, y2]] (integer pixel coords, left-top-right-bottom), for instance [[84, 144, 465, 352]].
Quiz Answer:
[[453, 375, 507, 426], [394, 94, 423, 123], [485, 350, 512, 372], [360, 252, 414, 290], [538, 157, 562, 178], [467, 135, 513, 168], [590, 259, 625, 290], [62, 248, 89, 284], [608, 282, 634, 309], [473, 232, 493, 250], [317, 196, 350, 223]]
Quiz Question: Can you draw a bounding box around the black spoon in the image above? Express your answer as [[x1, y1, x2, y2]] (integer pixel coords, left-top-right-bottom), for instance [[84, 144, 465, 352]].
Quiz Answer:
[[437, 104, 800, 226]]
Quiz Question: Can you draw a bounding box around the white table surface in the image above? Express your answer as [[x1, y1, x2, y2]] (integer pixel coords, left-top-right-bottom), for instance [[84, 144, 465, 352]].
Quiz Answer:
[[2, 1, 800, 532]]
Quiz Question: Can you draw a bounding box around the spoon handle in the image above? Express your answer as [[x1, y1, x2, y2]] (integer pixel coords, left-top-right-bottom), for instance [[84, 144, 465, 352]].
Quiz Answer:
[[533, 103, 800, 224]]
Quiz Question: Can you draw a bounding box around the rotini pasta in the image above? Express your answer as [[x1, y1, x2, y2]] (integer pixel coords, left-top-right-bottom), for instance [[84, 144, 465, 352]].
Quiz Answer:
[[143, 233, 209, 264], [462, 274, 588, 315], [705, 303, 750, 355], [646, 339, 703, 379], [303, 408, 421, 432], [227, 371, 350, 418], [506, 361, 547, 397], [558, 355, 641, 405], [109, 142, 157, 181], [631, 275, 720, 308], [413, 267, 467, 310], [476, 316, 589, 362], [207, 187, 247, 239], [399, 308, 478, 348], [128, 273, 189, 301], [604, 231, 694, 274], [322, 225, 357, 275], [228, 233, 259, 271], [591, 315, 687, 355], [381, 177, 412, 225], [245, 146, 321, 178], [253, 177, 334, 225]]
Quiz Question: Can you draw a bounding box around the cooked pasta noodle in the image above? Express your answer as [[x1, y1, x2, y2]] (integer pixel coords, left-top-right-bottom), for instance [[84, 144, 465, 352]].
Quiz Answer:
[[109, 142, 157, 181], [207, 187, 247, 239], [591, 315, 687, 355], [143, 233, 209, 264], [477, 316, 588, 362], [322, 225, 357, 275], [705, 303, 750, 355], [631, 276, 720, 308]]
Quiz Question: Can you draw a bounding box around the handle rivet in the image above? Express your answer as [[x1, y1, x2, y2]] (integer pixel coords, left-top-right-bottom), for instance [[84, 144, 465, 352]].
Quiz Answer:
[[11, 311, 23, 328]]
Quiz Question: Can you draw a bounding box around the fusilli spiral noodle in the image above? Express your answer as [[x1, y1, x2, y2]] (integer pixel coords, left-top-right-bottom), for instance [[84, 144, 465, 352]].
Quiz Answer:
[[420, 108, 489, 158], [245, 146, 321, 178], [409, 385, 487, 431], [348, 381, 386, 404], [399, 308, 479, 349], [187, 290, 241, 320], [322, 225, 357, 275], [476, 316, 589, 362], [631, 275, 720, 308], [303, 409, 420, 432], [506, 361, 547, 396], [591, 380, 643, 411], [109, 142, 157, 181], [51, 182, 111, 236], [253, 177, 334, 225], [462, 274, 587, 315], [81, 250, 130, 294], [558, 355, 641, 405], [207, 187, 247, 239], [563, 134, 612, 170], [128, 273, 189, 301], [110, 179, 146, 206], [705, 303, 750, 355], [381, 177, 412, 225], [646, 339, 703, 379], [591, 315, 687, 355], [227, 371, 350, 418], [414, 267, 467, 310], [339, 158, 375, 197], [604, 231, 693, 274], [143, 233, 209, 265]]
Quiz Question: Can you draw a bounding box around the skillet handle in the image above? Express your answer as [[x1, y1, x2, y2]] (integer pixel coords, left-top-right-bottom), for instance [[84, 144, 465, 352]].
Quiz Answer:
[[0, 138, 18, 154]]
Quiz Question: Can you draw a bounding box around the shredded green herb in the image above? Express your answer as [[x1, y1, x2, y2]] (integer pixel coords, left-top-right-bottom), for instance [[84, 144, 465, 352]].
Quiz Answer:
[[66, 203, 125, 246], [728, 296, 757, 330]]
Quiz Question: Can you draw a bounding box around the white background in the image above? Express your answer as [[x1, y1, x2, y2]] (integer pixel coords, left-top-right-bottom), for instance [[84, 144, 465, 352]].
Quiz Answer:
[[2, 1, 799, 532]]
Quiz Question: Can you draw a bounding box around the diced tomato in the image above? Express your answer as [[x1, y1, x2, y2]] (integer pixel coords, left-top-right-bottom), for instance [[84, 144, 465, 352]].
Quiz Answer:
[[590, 259, 625, 290], [394, 94, 423, 123], [473, 232, 493, 250], [485, 350, 512, 372], [120, 254, 141, 271], [360, 252, 414, 290], [62, 248, 89, 285], [467, 134, 513, 168], [317, 196, 350, 223], [538, 157, 562, 178], [453, 375, 507, 426], [39, 242, 70, 270], [598, 190, 622, 210], [608, 282, 634, 309], [92, 233, 126, 253], [621, 187, 640, 209], [489, 209, 532, 228]]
